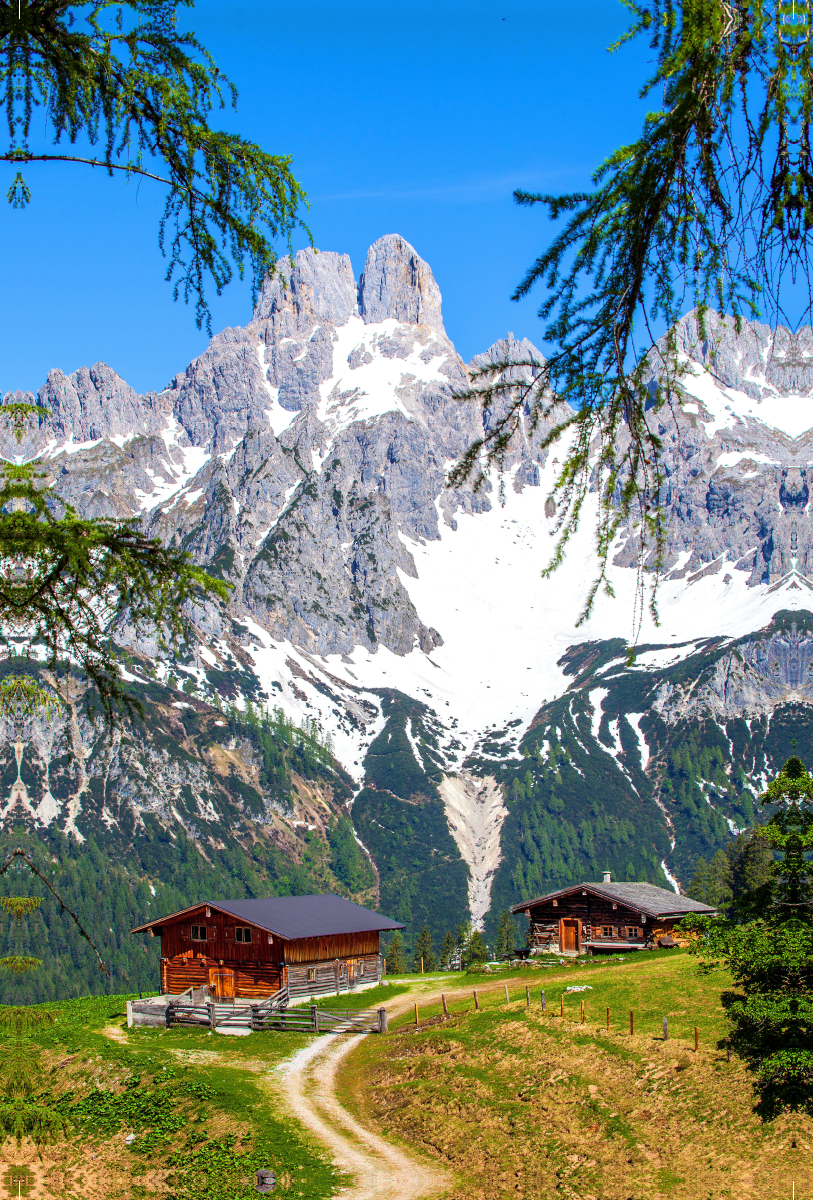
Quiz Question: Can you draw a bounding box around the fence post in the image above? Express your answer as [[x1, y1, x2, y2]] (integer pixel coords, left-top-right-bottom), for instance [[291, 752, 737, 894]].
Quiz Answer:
[[378, 1007, 388, 1034], [414, 1002, 419, 1026], [421, 957, 424, 974], [629, 1010, 634, 1035], [663, 1017, 669, 1041], [473, 989, 480, 1011], [606, 1007, 610, 1031], [311, 1005, 318, 1033], [541, 990, 546, 1012], [504, 984, 510, 1005], [442, 994, 448, 1017], [525, 985, 530, 1008], [581, 999, 585, 1024], [251, 1005, 259, 1032], [165, 1001, 174, 1029], [560, 994, 564, 1018], [727, 1037, 732, 1062], [207, 1001, 216, 1032], [694, 1027, 699, 1052]]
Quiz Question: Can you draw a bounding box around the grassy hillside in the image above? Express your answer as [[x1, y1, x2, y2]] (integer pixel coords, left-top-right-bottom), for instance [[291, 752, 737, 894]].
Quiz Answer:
[[6, 992, 346, 1199], [343, 953, 809, 1199]]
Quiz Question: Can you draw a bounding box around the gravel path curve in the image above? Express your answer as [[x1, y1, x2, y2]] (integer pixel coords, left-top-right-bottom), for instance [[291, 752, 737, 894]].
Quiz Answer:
[[276, 991, 450, 1200]]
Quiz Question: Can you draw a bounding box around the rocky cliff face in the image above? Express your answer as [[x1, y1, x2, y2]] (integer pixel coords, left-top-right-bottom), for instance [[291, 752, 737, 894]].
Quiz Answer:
[[6, 234, 813, 955]]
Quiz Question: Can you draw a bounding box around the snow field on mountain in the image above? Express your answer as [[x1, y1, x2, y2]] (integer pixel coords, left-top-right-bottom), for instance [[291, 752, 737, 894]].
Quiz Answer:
[[315, 316, 450, 439], [237, 369, 813, 791], [681, 359, 813, 437]]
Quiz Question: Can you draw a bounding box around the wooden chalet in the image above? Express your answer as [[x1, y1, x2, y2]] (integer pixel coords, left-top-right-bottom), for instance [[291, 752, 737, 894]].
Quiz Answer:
[[131, 894, 405, 999], [511, 872, 716, 955]]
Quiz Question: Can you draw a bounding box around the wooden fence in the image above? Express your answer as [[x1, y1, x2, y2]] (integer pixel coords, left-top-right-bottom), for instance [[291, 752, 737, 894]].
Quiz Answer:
[[165, 996, 386, 1034]]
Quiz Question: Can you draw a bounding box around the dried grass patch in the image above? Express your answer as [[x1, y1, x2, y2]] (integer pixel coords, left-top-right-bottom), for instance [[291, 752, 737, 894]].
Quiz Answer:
[[352, 1004, 808, 1199]]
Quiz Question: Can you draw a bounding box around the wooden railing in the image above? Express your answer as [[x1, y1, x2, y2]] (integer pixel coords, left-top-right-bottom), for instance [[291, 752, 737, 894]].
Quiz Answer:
[[165, 997, 386, 1034]]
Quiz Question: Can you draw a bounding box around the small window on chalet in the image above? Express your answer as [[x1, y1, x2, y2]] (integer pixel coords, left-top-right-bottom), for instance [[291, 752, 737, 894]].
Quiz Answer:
[[626, 926, 642, 938], [307, 968, 316, 981], [601, 926, 613, 938], [191, 926, 207, 941], [235, 927, 252, 943]]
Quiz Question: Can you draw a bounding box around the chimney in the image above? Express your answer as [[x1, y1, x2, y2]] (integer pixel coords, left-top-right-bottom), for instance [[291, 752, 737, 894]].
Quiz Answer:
[[603, 871, 612, 884]]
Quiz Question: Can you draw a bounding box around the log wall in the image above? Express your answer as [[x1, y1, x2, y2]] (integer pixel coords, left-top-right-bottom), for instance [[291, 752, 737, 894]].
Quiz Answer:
[[521, 892, 680, 950], [160, 952, 284, 998], [155, 907, 281, 966], [284, 931, 380, 963], [152, 909, 383, 997]]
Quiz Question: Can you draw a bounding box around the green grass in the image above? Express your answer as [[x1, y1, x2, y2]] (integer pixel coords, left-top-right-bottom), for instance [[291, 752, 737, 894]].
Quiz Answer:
[[341, 951, 803, 1200], [390, 949, 730, 1047], [15, 992, 348, 1199]]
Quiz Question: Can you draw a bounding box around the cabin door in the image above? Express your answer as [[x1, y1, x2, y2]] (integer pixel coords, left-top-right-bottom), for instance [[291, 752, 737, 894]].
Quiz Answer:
[[559, 918, 580, 953], [208, 967, 236, 999], [347, 958, 357, 988]]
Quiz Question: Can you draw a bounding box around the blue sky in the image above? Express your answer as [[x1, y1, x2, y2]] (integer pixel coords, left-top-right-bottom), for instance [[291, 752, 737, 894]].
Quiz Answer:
[[0, 1, 652, 394]]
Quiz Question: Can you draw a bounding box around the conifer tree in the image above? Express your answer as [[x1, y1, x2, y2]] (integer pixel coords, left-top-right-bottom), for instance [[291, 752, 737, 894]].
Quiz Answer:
[[455, 919, 472, 967], [440, 930, 456, 970], [467, 929, 488, 966], [495, 909, 515, 960], [688, 849, 732, 911], [683, 755, 813, 1118], [385, 932, 405, 976], [412, 924, 436, 973]]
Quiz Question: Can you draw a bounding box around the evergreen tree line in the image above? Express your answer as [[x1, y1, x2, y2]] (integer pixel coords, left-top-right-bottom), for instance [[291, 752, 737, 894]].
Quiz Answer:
[[384, 909, 520, 974], [682, 755, 813, 1119], [686, 830, 774, 914], [222, 701, 343, 808], [0, 814, 355, 1003]]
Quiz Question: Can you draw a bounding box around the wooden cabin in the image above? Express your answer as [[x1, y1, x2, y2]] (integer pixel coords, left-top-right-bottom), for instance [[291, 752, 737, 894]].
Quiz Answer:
[[511, 872, 716, 955], [131, 894, 405, 999]]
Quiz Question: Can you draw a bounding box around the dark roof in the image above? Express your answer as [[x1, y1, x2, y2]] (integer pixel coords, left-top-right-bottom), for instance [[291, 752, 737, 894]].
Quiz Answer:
[[131, 894, 405, 939], [511, 881, 716, 918]]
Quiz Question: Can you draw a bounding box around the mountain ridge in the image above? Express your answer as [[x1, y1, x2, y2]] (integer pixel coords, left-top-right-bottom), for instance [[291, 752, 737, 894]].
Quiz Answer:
[[3, 233, 813, 984]]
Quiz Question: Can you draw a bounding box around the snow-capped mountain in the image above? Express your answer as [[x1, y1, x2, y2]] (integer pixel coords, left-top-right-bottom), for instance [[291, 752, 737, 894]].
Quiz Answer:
[[6, 233, 813, 952]]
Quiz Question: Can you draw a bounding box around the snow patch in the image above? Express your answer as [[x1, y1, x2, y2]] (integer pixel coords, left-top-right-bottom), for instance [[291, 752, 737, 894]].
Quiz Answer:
[[660, 859, 681, 894], [257, 344, 298, 436], [627, 713, 650, 770], [681, 358, 813, 438]]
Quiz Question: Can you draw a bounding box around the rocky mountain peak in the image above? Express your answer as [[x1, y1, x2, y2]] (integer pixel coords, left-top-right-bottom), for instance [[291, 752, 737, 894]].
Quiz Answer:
[[358, 234, 444, 331], [252, 248, 358, 330], [674, 309, 813, 401]]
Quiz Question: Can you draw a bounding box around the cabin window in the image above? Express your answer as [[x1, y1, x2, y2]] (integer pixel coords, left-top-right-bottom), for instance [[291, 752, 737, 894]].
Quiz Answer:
[[235, 927, 252, 943], [307, 968, 316, 981], [626, 926, 642, 938], [191, 925, 207, 941], [601, 926, 613, 938]]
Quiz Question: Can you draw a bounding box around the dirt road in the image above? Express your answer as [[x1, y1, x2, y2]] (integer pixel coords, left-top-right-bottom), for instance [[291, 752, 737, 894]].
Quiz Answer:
[[275, 977, 547, 1200], [275, 989, 451, 1200]]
